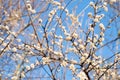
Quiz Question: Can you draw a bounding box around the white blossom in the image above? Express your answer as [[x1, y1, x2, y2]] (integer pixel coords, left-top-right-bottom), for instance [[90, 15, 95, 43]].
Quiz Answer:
[[58, 6, 64, 10], [16, 38, 21, 42], [0, 37, 4, 41], [11, 76, 18, 80], [48, 17, 52, 22], [26, 3, 36, 13], [80, 56, 86, 63], [26, 3, 32, 10], [31, 9, 36, 13], [42, 57, 51, 64], [78, 39, 82, 43], [110, 0, 117, 4], [30, 63, 35, 69], [49, 9, 56, 17], [96, 15, 101, 19], [72, 33, 78, 38], [12, 47, 17, 52], [88, 12, 93, 18], [87, 37, 91, 42], [93, 37, 97, 42], [65, 9, 69, 15], [99, 23, 105, 31], [61, 60, 67, 67], [69, 64, 75, 72], [72, 77, 76, 80], [94, 18, 99, 23], [89, 1, 95, 7], [11, 31, 17, 37], [79, 44, 85, 50], [103, 6, 108, 12], [2, 42, 7, 46], [86, 58, 91, 64], [5, 25, 9, 30], [66, 36, 72, 41], [100, 31, 104, 36], [71, 59, 77, 64], [21, 72, 25, 78], [77, 71, 88, 80], [73, 42, 78, 46], [83, 53, 89, 58], [24, 58, 29, 63], [99, 37, 104, 42], [54, 51, 63, 58], [52, 1, 61, 6], [26, 65, 30, 70], [90, 42, 97, 49], [89, 26, 94, 32], [38, 18, 42, 24], [103, 2, 107, 6], [69, 14, 78, 25]]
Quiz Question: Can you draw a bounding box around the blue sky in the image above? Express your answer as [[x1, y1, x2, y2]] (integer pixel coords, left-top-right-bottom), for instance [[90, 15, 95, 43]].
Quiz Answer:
[[0, 0, 120, 80]]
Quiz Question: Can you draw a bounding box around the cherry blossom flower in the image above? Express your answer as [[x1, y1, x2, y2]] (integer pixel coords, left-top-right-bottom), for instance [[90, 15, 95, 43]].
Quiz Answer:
[[61, 60, 68, 67], [103, 6, 108, 12], [77, 71, 88, 80], [42, 57, 51, 64], [88, 12, 93, 18], [52, 1, 61, 6], [72, 33, 78, 38], [66, 36, 72, 41], [12, 47, 17, 52], [38, 18, 42, 24], [11, 76, 18, 80], [26, 65, 31, 71], [99, 23, 105, 31], [89, 1, 95, 7], [69, 64, 75, 72], [30, 63, 35, 69], [110, 0, 117, 4]]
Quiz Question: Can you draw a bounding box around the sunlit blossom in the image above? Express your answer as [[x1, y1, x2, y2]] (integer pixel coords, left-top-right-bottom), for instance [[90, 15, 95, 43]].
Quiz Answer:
[[99, 23, 105, 31], [89, 1, 95, 7], [11, 76, 18, 80], [12, 47, 17, 52], [26, 65, 30, 71], [42, 57, 51, 64], [77, 71, 88, 80], [88, 12, 93, 18], [61, 60, 68, 67], [110, 0, 117, 4], [66, 36, 72, 41], [21, 72, 25, 78], [69, 64, 75, 72], [79, 44, 85, 50], [52, 1, 61, 6], [38, 18, 42, 24], [30, 63, 35, 69], [72, 33, 78, 38], [94, 18, 99, 23], [54, 51, 63, 58], [103, 6, 108, 12]]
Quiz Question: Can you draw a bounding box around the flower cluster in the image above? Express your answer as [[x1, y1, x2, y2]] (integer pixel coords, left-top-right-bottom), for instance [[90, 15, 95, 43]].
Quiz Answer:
[[0, 0, 119, 80], [26, 1, 36, 13]]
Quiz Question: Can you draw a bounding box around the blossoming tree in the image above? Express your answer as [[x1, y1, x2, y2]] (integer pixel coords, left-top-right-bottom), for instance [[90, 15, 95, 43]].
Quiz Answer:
[[0, 0, 120, 80]]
